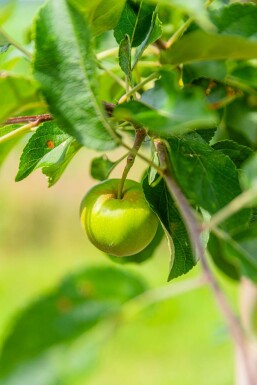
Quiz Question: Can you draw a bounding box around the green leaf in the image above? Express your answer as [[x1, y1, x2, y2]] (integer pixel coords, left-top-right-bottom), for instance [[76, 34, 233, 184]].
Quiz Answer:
[[0, 75, 40, 123], [142, 176, 196, 280], [161, 30, 257, 66], [90, 155, 116, 181], [225, 98, 257, 148], [183, 61, 228, 84], [209, 225, 257, 284], [229, 63, 257, 90], [0, 266, 146, 377], [34, 0, 118, 151], [168, 133, 251, 233], [114, 0, 157, 47], [212, 140, 253, 169], [15, 122, 72, 182], [119, 34, 132, 82], [0, 124, 21, 166], [114, 71, 218, 136], [240, 153, 257, 192], [153, 0, 213, 31], [42, 139, 81, 187], [132, 11, 162, 69], [68, 0, 126, 36], [208, 234, 240, 281], [109, 223, 164, 265], [0, 0, 16, 25], [210, 3, 257, 40]]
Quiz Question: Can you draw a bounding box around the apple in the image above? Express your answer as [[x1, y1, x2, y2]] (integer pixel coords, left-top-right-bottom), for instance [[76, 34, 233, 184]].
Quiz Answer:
[[80, 179, 159, 257]]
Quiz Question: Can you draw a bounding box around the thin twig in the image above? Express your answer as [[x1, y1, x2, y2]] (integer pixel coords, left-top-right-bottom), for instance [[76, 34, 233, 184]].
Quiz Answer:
[[0, 120, 41, 144], [119, 72, 160, 104], [117, 127, 147, 199], [154, 138, 255, 385], [0, 27, 32, 59]]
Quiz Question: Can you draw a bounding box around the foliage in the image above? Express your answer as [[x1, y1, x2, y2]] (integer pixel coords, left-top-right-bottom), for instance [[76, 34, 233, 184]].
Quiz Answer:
[[1, 0, 257, 383]]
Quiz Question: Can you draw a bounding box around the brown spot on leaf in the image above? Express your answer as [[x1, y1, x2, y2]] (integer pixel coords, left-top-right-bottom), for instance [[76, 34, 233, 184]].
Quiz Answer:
[[57, 297, 72, 313], [46, 140, 55, 149]]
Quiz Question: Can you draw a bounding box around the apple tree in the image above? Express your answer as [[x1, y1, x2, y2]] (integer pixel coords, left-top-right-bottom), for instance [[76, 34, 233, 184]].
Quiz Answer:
[[1, 0, 257, 384]]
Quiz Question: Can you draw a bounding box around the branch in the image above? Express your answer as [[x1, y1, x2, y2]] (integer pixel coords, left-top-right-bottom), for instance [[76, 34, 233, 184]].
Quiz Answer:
[[154, 138, 255, 385], [3, 102, 116, 125]]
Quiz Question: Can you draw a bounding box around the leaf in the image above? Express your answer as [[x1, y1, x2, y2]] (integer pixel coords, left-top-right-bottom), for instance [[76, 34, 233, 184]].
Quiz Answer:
[[42, 140, 81, 187], [225, 98, 257, 148], [161, 30, 257, 66], [0, 0, 16, 25], [212, 140, 253, 169], [183, 61, 228, 84], [229, 63, 257, 90], [153, 0, 213, 31], [119, 34, 132, 82], [34, 0, 118, 151], [0, 266, 146, 377], [210, 3, 257, 40], [167, 133, 251, 233], [108, 223, 164, 265], [240, 153, 257, 196], [0, 74, 40, 123], [15, 122, 72, 182], [114, 71, 218, 136], [208, 234, 241, 281], [132, 11, 162, 69], [68, 0, 126, 36], [90, 155, 116, 181], [209, 225, 257, 284], [114, 0, 157, 47], [142, 176, 196, 280], [0, 124, 21, 166]]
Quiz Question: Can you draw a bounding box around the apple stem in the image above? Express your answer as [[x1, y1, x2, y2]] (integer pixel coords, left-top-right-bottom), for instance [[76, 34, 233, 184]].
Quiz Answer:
[[117, 127, 147, 199]]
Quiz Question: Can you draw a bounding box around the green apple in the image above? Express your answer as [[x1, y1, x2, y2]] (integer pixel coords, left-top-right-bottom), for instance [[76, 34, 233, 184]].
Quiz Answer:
[[80, 179, 159, 257]]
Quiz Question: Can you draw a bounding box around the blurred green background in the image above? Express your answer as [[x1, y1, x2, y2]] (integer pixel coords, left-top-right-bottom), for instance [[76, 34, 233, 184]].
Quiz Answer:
[[0, 1, 237, 384]]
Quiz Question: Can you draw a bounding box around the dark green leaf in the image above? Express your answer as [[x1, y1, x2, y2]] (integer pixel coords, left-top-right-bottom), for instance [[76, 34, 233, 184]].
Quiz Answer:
[[114, 0, 157, 47], [210, 3, 257, 40], [34, 0, 118, 151], [119, 34, 132, 82], [225, 99, 257, 148], [15, 122, 71, 182], [239, 153, 257, 206], [132, 11, 162, 69], [161, 30, 257, 66], [212, 140, 253, 169], [208, 234, 240, 281], [143, 176, 196, 280], [183, 61, 228, 84], [229, 63, 257, 90], [0, 266, 146, 377], [114, 71, 218, 136], [90, 155, 116, 181], [108, 223, 164, 265], [168, 133, 251, 233], [68, 0, 126, 36], [209, 225, 257, 284]]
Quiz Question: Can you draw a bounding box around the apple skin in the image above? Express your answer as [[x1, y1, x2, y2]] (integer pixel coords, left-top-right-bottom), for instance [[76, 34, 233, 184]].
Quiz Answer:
[[80, 179, 159, 257]]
